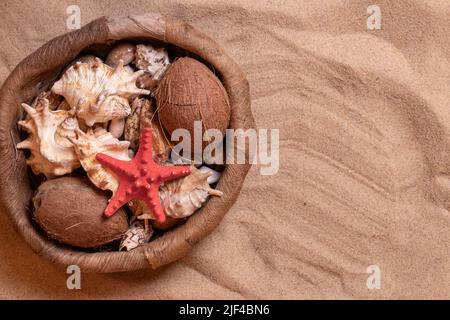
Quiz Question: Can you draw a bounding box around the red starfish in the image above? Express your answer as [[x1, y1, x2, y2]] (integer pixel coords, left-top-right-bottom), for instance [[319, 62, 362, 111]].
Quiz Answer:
[[96, 128, 191, 223]]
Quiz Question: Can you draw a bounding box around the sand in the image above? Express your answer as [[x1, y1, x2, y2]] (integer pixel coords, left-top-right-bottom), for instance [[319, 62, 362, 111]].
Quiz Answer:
[[1, 0, 450, 299]]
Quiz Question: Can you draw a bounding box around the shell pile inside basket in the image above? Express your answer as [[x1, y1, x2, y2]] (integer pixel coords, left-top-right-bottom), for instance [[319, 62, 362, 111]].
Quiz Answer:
[[16, 42, 231, 251]]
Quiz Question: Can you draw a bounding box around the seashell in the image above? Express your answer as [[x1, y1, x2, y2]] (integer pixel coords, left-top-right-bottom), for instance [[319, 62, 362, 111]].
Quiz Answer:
[[199, 166, 221, 184], [108, 118, 125, 138], [57, 99, 72, 111], [61, 54, 99, 76], [124, 98, 143, 151], [160, 167, 222, 219], [124, 65, 135, 74], [156, 57, 231, 154], [69, 126, 131, 192], [139, 98, 172, 164], [133, 44, 170, 80], [32, 91, 63, 111], [131, 167, 222, 220], [33, 176, 128, 248], [119, 218, 153, 251], [17, 99, 80, 178], [75, 54, 98, 65], [137, 73, 159, 92], [55, 116, 78, 147], [124, 98, 171, 162], [52, 58, 150, 126], [106, 43, 136, 68]]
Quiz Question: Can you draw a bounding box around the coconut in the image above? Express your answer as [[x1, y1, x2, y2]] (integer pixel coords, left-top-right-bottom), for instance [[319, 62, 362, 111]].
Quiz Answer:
[[155, 57, 230, 155], [32, 176, 129, 248]]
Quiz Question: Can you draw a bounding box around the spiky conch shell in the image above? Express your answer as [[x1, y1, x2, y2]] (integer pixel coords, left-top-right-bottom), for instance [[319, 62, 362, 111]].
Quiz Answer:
[[69, 127, 131, 193], [32, 91, 63, 111], [17, 98, 80, 178], [51, 58, 150, 126], [134, 167, 223, 220]]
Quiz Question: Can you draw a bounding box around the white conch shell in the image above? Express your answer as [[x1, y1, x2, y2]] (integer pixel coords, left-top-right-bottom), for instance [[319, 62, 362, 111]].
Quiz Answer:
[[134, 44, 170, 80], [119, 218, 153, 251], [17, 99, 80, 178], [160, 167, 222, 219], [52, 58, 150, 126], [69, 127, 131, 192], [199, 166, 221, 184]]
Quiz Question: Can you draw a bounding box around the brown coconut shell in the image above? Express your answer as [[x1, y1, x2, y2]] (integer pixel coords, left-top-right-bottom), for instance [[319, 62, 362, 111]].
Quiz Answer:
[[33, 177, 129, 248], [156, 57, 231, 150], [0, 13, 255, 272]]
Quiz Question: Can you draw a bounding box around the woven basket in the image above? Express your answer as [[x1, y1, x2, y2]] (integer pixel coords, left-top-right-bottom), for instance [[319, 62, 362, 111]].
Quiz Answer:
[[0, 13, 255, 272]]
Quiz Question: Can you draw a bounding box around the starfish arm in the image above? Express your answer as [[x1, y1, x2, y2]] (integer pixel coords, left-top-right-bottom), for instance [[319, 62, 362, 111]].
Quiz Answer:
[[96, 153, 134, 179], [104, 184, 131, 217], [159, 165, 192, 181], [142, 186, 166, 223], [136, 128, 154, 162]]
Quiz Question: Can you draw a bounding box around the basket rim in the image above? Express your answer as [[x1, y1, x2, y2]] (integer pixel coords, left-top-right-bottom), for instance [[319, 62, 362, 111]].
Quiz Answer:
[[0, 13, 255, 273]]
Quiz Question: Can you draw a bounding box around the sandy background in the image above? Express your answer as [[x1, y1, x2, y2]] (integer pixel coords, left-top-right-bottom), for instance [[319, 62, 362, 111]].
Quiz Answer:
[[1, 0, 450, 299]]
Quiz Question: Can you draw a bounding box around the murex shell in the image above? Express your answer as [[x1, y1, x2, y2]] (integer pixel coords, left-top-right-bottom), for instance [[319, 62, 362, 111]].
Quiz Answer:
[[135, 167, 223, 219], [69, 127, 131, 193], [160, 167, 223, 218], [17, 98, 80, 178], [52, 58, 150, 126]]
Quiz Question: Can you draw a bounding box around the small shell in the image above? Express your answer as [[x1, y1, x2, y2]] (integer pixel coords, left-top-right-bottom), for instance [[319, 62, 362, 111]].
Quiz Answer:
[[134, 44, 170, 80], [124, 98, 171, 162], [199, 166, 221, 184], [108, 118, 125, 138], [69, 127, 131, 193], [124, 98, 143, 151], [52, 58, 150, 126], [17, 99, 80, 178], [75, 55, 98, 65], [106, 43, 136, 68], [124, 65, 135, 74], [119, 218, 153, 251]]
